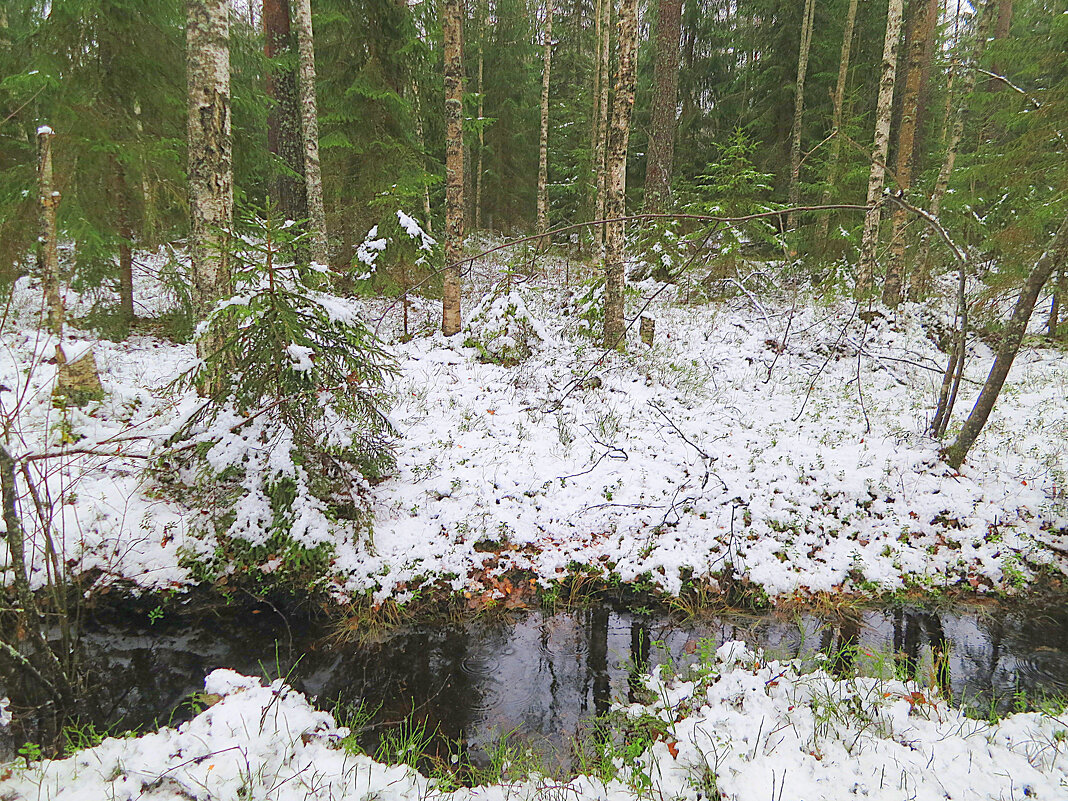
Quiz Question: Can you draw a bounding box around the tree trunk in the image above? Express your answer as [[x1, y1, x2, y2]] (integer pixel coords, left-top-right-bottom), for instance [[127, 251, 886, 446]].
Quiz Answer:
[[858, 0, 904, 297], [589, 0, 603, 228], [36, 126, 64, 337], [1047, 266, 1066, 339], [816, 0, 859, 246], [882, 0, 939, 307], [643, 0, 683, 213], [112, 157, 135, 330], [292, 0, 328, 264], [911, 2, 994, 298], [475, 4, 485, 232], [991, 0, 1012, 87], [944, 213, 1068, 469], [263, 0, 306, 223], [187, 0, 233, 350], [408, 79, 433, 234], [442, 0, 464, 336], [603, 0, 638, 350], [786, 0, 816, 236], [536, 0, 553, 235], [593, 0, 611, 257]]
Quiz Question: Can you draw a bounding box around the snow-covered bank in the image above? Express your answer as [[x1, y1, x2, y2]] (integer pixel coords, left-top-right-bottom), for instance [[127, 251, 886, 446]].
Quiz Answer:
[[3, 643, 1065, 800], [1, 251, 1066, 604]]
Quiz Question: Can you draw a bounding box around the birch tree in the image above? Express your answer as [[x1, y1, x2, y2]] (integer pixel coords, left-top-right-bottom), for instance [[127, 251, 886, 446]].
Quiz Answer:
[[536, 0, 553, 235], [186, 0, 233, 351], [442, 0, 464, 336], [603, 0, 638, 349], [36, 126, 64, 336], [293, 0, 328, 264], [593, 0, 611, 256], [786, 0, 815, 236], [857, 0, 904, 296], [643, 0, 682, 213]]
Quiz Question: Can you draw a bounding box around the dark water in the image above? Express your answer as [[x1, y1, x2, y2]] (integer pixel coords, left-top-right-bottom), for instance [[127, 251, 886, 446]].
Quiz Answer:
[[4, 602, 1068, 766]]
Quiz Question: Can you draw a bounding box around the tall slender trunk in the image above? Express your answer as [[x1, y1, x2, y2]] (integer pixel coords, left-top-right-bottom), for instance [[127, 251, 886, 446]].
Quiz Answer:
[[643, 0, 683, 213], [603, 0, 638, 350], [882, 0, 940, 307], [263, 0, 306, 222], [857, 0, 905, 297], [112, 157, 135, 329], [589, 0, 603, 227], [593, 0, 611, 257], [36, 126, 64, 336], [945, 213, 1068, 469], [411, 79, 433, 233], [187, 0, 233, 351], [475, 5, 485, 232], [1047, 267, 1066, 339], [536, 0, 553, 235], [816, 0, 859, 246], [990, 0, 1012, 87], [442, 0, 464, 336], [786, 0, 816, 236], [911, 2, 993, 298], [292, 0, 328, 264]]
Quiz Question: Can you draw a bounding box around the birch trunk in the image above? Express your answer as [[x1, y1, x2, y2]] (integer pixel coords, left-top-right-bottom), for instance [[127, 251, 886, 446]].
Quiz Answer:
[[293, 0, 328, 265], [186, 0, 233, 336], [603, 0, 638, 350], [882, 0, 940, 307], [816, 0, 859, 246], [593, 0, 611, 257], [36, 126, 64, 336], [786, 0, 816, 235], [643, 0, 683, 213], [536, 0, 553, 235], [442, 0, 464, 336], [945, 213, 1068, 469], [911, 3, 993, 298], [857, 0, 904, 297], [589, 0, 602, 228]]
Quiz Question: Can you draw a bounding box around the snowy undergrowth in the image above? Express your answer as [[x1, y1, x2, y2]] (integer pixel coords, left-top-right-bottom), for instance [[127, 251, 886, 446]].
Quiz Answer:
[[3, 643, 1065, 800], [1, 251, 1066, 603]]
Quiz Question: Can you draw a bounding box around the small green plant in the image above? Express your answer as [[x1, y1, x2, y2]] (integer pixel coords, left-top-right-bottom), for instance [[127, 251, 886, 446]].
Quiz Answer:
[[17, 741, 43, 766]]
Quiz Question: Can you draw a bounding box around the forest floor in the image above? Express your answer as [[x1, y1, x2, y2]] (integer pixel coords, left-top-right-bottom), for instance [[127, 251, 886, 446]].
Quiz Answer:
[[1, 243, 1067, 610]]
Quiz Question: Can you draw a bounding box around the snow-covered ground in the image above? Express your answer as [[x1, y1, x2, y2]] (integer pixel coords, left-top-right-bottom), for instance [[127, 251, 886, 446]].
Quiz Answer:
[[3, 642, 1065, 800], [1, 248, 1066, 603]]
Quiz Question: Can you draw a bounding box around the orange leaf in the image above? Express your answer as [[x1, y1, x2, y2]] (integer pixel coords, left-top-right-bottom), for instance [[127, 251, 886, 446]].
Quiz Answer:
[[666, 741, 679, 759]]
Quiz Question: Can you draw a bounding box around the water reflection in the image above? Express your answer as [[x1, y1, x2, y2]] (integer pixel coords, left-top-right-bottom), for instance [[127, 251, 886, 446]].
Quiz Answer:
[[3, 601, 1068, 766]]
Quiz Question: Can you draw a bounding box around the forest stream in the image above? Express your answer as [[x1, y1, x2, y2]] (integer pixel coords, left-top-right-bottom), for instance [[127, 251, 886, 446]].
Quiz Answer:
[[4, 601, 1068, 770]]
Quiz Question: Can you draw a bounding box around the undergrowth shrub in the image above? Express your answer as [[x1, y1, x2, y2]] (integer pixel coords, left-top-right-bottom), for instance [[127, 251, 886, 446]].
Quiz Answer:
[[167, 205, 396, 594], [464, 283, 546, 365]]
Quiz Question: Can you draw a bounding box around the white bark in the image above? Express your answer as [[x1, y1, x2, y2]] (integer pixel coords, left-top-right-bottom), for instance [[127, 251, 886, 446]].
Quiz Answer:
[[293, 0, 329, 265], [857, 0, 904, 295], [536, 0, 553, 235]]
